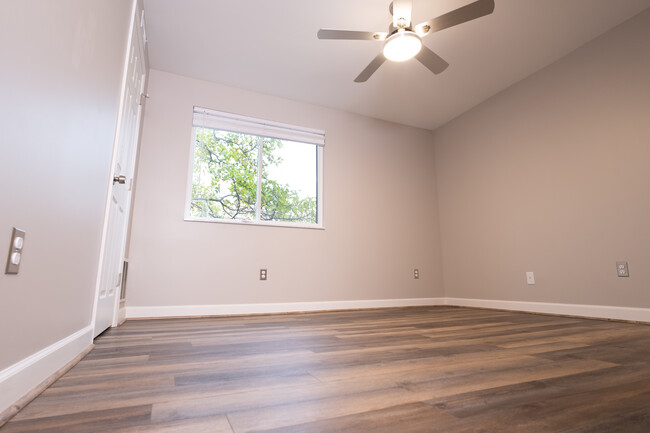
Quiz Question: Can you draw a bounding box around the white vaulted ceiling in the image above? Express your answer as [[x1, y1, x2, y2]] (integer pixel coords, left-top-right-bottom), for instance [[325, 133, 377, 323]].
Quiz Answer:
[[143, 0, 650, 130]]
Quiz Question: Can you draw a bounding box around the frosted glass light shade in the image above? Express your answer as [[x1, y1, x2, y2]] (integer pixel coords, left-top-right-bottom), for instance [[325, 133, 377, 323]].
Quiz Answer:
[[383, 30, 422, 62]]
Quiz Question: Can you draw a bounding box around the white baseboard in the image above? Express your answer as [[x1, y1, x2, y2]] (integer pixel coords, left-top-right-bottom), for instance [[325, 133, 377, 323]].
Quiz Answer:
[[127, 297, 650, 323], [443, 297, 650, 323], [0, 326, 93, 416], [126, 298, 444, 318]]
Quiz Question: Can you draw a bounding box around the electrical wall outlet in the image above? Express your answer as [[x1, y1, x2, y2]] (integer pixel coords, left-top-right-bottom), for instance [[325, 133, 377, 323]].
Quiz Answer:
[[526, 272, 535, 285], [260, 269, 267, 280], [5, 227, 26, 275], [414, 268, 419, 279], [616, 261, 629, 277]]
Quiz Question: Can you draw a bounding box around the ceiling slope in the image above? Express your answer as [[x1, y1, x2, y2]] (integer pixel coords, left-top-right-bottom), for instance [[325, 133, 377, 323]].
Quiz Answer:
[[143, 0, 650, 130]]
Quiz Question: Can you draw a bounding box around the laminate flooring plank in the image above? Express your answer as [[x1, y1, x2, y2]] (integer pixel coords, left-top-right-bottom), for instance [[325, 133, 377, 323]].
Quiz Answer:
[[84, 342, 193, 361], [152, 352, 545, 425], [398, 358, 617, 396], [533, 335, 650, 365], [560, 408, 650, 433], [427, 364, 650, 418], [415, 319, 579, 338], [252, 402, 457, 433], [184, 359, 614, 432], [427, 379, 650, 433], [224, 386, 431, 432], [109, 415, 234, 433], [50, 350, 319, 383], [173, 364, 315, 387], [13, 371, 321, 421], [149, 375, 413, 424], [309, 353, 552, 383], [70, 354, 151, 368], [44, 374, 175, 397], [1, 405, 152, 433], [3, 306, 650, 433]]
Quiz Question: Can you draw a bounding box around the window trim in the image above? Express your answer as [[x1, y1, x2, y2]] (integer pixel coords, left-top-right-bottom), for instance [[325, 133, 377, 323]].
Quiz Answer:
[[184, 108, 325, 229]]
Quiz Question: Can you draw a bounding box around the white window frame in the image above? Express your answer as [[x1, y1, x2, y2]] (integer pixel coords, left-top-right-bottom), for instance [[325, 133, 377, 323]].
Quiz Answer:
[[184, 107, 324, 229]]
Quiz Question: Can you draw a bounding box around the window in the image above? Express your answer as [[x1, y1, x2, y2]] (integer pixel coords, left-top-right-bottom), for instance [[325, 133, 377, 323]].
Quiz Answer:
[[186, 107, 324, 228]]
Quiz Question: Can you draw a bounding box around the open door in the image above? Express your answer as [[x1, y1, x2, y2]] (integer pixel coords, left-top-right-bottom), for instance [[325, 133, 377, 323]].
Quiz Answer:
[[93, 0, 147, 338]]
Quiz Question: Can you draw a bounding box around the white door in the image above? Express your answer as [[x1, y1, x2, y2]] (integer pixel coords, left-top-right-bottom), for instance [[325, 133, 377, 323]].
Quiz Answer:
[[93, 2, 147, 338]]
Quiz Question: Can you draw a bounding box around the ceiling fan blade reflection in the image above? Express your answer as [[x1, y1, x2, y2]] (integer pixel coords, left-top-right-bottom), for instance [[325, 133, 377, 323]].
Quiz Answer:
[[354, 53, 387, 82], [415, 0, 494, 36], [317, 29, 387, 41], [391, 0, 413, 28], [415, 46, 449, 75]]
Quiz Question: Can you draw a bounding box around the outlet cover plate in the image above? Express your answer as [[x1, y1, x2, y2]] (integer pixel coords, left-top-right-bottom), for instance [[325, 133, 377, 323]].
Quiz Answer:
[[5, 227, 26, 275], [616, 261, 629, 277], [526, 272, 535, 285]]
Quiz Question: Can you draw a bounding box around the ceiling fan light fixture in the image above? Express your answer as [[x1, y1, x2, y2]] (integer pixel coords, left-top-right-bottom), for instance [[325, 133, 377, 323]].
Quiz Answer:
[[383, 29, 422, 62]]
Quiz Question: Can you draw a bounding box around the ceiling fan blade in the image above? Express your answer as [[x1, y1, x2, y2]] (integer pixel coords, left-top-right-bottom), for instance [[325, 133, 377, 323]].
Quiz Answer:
[[318, 29, 387, 41], [391, 0, 413, 28], [354, 53, 387, 82], [415, 46, 449, 75], [415, 0, 494, 36]]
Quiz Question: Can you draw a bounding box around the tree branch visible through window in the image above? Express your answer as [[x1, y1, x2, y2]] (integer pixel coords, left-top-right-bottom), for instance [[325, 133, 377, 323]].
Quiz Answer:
[[190, 128, 317, 224]]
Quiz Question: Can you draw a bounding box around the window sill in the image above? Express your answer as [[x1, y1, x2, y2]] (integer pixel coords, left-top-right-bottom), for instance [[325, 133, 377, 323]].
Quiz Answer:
[[184, 216, 324, 230]]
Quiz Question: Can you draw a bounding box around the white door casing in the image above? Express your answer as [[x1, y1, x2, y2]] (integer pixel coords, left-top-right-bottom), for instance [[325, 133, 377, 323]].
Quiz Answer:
[[92, 0, 147, 338]]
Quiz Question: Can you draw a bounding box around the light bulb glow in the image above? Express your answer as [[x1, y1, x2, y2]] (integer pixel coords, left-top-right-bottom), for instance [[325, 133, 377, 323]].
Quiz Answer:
[[383, 30, 422, 62]]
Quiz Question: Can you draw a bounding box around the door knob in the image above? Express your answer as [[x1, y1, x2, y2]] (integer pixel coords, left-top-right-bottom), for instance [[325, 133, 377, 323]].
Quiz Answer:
[[113, 175, 127, 184]]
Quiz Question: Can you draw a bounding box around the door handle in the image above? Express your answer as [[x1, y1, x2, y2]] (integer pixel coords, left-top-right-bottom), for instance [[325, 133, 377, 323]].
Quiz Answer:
[[113, 175, 127, 184]]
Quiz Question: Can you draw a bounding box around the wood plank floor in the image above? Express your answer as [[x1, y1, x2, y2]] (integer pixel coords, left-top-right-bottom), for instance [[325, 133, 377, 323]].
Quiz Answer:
[[3, 306, 650, 432]]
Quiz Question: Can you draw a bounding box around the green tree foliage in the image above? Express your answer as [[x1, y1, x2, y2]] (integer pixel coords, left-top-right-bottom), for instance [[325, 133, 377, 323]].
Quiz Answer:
[[191, 128, 316, 223]]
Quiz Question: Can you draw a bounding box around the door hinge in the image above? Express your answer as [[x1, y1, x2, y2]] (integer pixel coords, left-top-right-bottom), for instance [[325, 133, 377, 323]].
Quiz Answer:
[[139, 93, 149, 106]]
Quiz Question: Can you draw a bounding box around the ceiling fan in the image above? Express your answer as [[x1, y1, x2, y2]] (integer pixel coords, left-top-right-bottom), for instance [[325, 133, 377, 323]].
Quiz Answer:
[[317, 0, 495, 82]]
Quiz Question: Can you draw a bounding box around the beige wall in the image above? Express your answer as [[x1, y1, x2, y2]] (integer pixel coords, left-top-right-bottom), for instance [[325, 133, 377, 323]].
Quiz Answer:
[[434, 10, 650, 308], [0, 0, 131, 369], [127, 70, 443, 308]]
